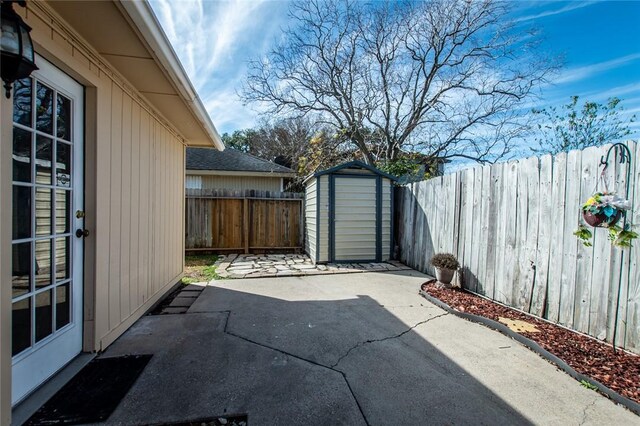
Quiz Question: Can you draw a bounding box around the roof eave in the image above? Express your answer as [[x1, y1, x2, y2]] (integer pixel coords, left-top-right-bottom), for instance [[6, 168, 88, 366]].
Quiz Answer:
[[186, 169, 296, 178], [118, 0, 224, 150], [313, 160, 398, 181]]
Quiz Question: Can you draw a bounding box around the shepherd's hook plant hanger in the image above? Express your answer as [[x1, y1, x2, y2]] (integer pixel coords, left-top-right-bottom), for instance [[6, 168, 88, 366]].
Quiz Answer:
[[601, 142, 633, 354], [599, 142, 632, 199]]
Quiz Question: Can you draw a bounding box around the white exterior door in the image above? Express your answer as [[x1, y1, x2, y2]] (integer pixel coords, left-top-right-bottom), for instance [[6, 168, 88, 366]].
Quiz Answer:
[[11, 56, 84, 405]]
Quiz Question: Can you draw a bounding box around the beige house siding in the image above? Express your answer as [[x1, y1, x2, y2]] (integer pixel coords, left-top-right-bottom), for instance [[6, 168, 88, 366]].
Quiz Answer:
[[304, 179, 317, 261], [96, 88, 185, 350], [0, 3, 189, 411]]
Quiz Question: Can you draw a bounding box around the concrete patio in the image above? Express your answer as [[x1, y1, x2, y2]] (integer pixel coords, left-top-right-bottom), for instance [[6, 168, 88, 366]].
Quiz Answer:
[[97, 270, 637, 425]]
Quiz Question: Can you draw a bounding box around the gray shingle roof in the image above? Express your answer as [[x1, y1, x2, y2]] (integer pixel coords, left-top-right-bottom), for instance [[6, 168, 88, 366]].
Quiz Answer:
[[186, 148, 295, 174]]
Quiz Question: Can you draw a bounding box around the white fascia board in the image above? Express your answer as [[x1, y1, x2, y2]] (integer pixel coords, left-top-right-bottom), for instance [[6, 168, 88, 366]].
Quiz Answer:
[[118, 0, 224, 150]]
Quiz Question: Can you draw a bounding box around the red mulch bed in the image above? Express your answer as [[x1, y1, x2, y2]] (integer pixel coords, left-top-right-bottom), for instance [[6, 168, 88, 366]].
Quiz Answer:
[[421, 281, 640, 404]]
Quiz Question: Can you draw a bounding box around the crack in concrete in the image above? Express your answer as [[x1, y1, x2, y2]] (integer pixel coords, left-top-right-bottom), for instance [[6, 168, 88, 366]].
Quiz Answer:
[[579, 397, 598, 425], [217, 309, 448, 426], [224, 328, 371, 426], [330, 312, 449, 368]]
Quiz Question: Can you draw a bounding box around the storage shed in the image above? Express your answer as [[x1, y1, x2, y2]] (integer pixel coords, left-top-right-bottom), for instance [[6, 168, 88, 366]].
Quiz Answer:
[[304, 161, 397, 263]]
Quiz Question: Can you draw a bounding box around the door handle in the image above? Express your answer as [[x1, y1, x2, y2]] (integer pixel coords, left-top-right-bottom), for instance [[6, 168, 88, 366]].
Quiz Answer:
[[75, 229, 90, 238]]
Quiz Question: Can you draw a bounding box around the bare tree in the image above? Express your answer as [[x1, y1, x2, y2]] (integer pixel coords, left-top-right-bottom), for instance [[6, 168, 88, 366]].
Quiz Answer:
[[222, 117, 353, 190], [242, 0, 558, 165]]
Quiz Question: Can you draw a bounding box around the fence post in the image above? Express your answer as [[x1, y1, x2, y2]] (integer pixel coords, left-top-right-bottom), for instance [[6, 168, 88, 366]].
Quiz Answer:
[[243, 198, 250, 254]]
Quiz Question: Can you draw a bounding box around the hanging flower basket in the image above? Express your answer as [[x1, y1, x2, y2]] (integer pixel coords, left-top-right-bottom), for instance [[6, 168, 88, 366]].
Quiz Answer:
[[574, 192, 637, 248], [581, 192, 629, 228]]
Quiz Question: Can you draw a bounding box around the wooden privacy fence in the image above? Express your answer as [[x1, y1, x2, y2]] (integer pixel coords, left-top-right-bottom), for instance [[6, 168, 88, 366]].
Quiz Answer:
[[186, 189, 304, 253], [395, 141, 640, 354]]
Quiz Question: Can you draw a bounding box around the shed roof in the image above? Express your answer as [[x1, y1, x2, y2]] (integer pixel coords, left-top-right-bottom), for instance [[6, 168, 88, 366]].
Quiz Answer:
[[309, 160, 398, 182], [186, 148, 295, 175]]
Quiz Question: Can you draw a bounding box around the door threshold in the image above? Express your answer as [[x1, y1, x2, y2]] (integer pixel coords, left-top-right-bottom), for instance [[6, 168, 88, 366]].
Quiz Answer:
[[12, 353, 95, 426]]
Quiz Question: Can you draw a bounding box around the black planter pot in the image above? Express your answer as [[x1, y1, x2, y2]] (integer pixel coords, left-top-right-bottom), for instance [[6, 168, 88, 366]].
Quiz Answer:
[[583, 210, 622, 228]]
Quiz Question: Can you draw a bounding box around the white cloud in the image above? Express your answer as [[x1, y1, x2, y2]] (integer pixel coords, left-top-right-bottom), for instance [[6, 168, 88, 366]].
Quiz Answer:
[[149, 0, 290, 133], [553, 53, 640, 84], [514, 1, 596, 23]]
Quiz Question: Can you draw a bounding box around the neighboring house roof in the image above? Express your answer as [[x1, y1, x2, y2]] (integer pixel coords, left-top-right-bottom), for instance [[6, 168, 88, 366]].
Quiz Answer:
[[47, 0, 223, 149], [186, 148, 296, 176]]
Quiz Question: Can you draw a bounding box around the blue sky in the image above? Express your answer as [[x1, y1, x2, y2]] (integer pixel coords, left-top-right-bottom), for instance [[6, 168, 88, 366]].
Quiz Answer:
[[149, 0, 640, 142]]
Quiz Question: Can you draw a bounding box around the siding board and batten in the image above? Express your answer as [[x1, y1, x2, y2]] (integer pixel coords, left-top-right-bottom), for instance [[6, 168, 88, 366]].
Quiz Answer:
[[395, 141, 640, 354], [304, 161, 396, 263], [14, 1, 204, 353]]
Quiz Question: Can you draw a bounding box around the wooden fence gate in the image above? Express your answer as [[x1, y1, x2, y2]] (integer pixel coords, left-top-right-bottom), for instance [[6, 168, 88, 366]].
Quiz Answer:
[[186, 189, 304, 253]]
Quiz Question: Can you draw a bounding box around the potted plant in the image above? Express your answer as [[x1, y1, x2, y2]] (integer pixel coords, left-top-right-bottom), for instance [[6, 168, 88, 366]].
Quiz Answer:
[[430, 253, 459, 287], [574, 191, 637, 248]]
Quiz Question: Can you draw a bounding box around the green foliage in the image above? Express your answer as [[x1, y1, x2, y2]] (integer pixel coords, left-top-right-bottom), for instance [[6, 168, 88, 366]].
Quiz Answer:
[[574, 223, 638, 248], [532, 96, 636, 155], [221, 130, 256, 152], [580, 380, 598, 391], [430, 253, 459, 270], [607, 224, 639, 248], [182, 254, 221, 283], [573, 226, 593, 247], [376, 157, 429, 180]]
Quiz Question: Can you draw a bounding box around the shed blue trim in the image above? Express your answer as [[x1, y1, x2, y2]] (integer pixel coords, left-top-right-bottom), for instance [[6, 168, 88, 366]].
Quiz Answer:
[[314, 160, 398, 181], [315, 176, 320, 264], [329, 174, 335, 262], [375, 175, 382, 262], [390, 182, 395, 260]]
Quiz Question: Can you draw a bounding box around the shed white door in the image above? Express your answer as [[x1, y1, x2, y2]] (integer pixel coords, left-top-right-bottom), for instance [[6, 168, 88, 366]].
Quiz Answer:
[[333, 176, 378, 261], [11, 56, 84, 405]]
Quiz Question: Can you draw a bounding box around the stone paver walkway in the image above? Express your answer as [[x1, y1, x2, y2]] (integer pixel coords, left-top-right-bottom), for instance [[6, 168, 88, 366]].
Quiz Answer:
[[156, 283, 206, 314], [214, 253, 411, 279]]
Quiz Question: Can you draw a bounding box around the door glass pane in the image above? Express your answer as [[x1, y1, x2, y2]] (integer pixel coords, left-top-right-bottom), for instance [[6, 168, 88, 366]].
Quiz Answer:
[[13, 185, 32, 240], [55, 283, 70, 330], [35, 239, 53, 289], [12, 242, 31, 298], [55, 190, 71, 234], [36, 135, 53, 185], [56, 142, 71, 188], [35, 187, 52, 237], [55, 237, 70, 281], [35, 290, 53, 342], [35, 82, 54, 135], [57, 94, 71, 141], [12, 298, 31, 356], [13, 127, 31, 182], [11, 71, 80, 361], [13, 77, 32, 126]]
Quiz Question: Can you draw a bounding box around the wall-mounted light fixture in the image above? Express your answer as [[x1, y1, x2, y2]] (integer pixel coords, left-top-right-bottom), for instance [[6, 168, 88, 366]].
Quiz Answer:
[[1, 0, 38, 98]]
